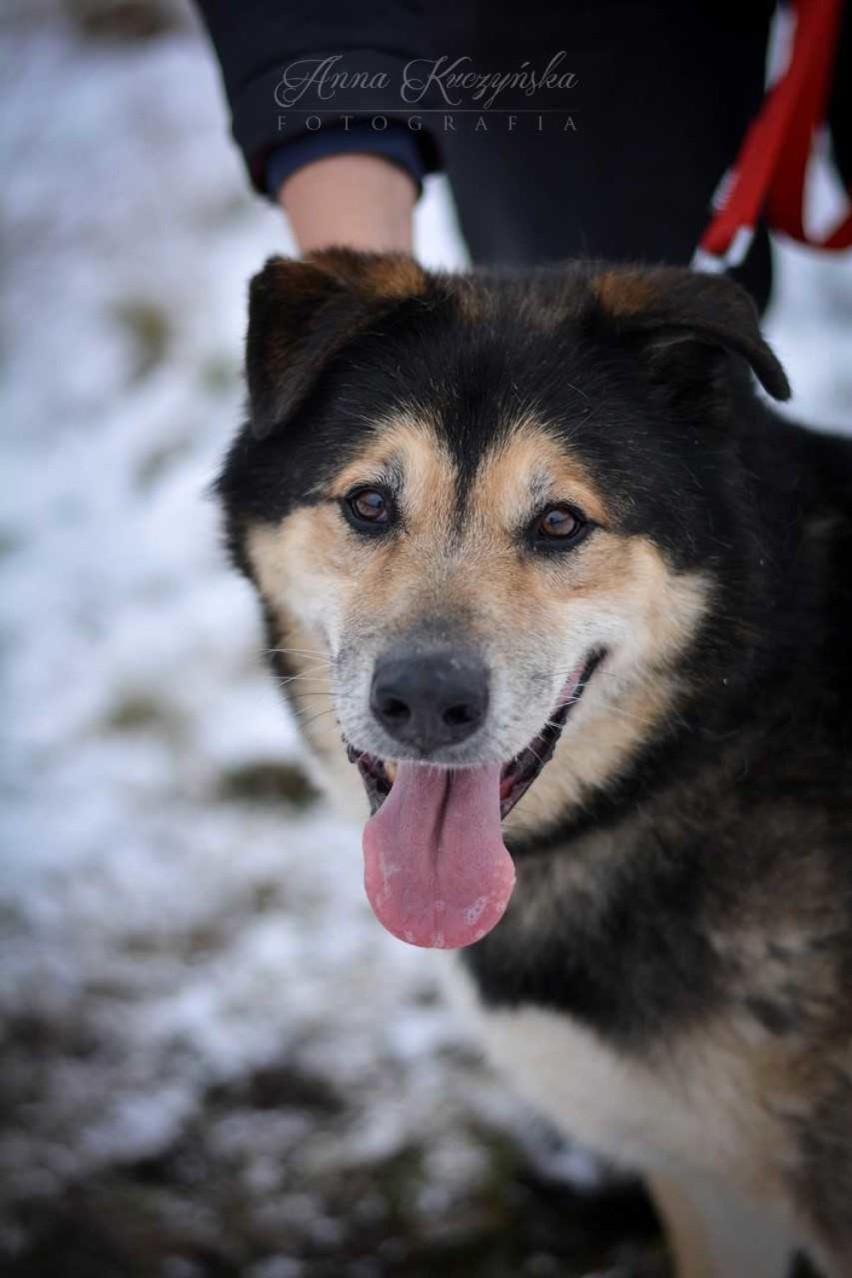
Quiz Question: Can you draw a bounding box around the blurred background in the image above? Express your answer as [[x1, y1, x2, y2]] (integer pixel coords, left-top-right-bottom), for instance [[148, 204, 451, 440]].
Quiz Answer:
[[1, 3, 850, 1276]]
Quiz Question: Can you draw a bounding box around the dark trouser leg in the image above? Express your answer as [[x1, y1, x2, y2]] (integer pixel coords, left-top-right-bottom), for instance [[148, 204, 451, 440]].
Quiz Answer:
[[439, 0, 775, 310]]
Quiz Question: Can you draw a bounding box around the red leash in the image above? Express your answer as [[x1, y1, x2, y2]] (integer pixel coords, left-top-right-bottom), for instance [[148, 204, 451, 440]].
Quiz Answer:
[[694, 0, 852, 270]]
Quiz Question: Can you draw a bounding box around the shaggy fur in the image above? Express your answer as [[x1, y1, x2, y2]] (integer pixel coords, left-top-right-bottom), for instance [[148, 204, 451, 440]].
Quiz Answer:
[[217, 250, 852, 1277]]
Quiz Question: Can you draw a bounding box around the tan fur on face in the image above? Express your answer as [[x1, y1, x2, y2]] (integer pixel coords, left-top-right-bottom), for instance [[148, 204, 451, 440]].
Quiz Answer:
[[246, 412, 710, 821], [265, 612, 369, 818], [247, 414, 457, 807], [249, 414, 454, 639], [506, 536, 710, 833], [326, 414, 455, 520], [470, 420, 611, 529]]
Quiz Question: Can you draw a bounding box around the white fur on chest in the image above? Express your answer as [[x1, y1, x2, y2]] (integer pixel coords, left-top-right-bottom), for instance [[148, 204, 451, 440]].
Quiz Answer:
[[441, 956, 774, 1187]]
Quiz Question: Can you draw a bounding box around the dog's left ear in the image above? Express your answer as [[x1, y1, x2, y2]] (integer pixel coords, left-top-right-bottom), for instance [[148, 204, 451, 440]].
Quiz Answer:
[[246, 249, 427, 438], [591, 266, 791, 402]]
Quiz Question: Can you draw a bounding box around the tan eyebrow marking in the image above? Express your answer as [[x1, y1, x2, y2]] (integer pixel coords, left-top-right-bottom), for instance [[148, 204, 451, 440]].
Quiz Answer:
[[470, 419, 612, 530], [323, 411, 457, 535]]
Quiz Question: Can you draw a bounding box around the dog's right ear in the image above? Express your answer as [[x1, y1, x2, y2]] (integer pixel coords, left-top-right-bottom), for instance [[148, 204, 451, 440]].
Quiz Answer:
[[246, 250, 427, 439]]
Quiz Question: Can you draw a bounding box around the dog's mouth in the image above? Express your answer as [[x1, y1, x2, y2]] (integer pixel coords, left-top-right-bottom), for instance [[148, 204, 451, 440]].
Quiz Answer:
[[347, 651, 603, 951], [348, 650, 603, 820]]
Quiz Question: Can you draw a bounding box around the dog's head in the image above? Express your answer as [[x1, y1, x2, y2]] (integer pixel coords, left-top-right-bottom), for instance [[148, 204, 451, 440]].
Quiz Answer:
[[218, 250, 789, 949]]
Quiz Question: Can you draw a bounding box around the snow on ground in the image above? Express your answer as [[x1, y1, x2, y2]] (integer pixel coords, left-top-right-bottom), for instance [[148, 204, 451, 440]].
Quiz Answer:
[[0, 5, 850, 1276]]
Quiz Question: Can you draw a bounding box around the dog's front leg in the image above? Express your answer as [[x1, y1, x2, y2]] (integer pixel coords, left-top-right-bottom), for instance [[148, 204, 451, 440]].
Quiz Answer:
[[647, 1170, 796, 1278]]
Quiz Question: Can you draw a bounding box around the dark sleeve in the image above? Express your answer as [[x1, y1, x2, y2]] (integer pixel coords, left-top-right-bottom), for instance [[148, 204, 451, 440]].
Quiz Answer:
[[193, 1, 442, 195], [265, 122, 427, 199]]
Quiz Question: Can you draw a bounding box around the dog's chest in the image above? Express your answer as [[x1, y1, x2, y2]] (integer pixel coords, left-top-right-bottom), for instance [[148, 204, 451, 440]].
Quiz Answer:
[[441, 955, 764, 1180]]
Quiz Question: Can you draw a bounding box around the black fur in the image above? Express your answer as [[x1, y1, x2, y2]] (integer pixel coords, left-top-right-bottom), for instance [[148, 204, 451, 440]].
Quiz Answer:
[[218, 254, 852, 1258], [219, 259, 852, 1042]]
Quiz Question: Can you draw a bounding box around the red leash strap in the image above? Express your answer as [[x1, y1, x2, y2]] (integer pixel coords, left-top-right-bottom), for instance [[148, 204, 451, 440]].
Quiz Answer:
[[694, 0, 852, 270]]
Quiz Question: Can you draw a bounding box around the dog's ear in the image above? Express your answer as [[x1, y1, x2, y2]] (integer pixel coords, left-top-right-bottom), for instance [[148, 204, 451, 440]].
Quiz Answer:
[[246, 249, 427, 438], [590, 266, 791, 402]]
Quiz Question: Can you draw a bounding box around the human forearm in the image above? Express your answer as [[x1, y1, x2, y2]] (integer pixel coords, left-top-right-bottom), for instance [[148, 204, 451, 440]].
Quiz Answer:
[[278, 152, 416, 254]]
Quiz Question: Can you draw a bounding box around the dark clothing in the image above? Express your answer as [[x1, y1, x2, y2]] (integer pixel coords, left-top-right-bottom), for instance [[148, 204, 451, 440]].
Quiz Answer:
[[194, 1, 441, 190], [194, 1, 846, 310], [433, 3, 775, 307], [264, 121, 427, 202]]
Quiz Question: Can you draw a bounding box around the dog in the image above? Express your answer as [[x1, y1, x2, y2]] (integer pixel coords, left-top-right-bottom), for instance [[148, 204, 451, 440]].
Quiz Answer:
[[216, 249, 852, 1277]]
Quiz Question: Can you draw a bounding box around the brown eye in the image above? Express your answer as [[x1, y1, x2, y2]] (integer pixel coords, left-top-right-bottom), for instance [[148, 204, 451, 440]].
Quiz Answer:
[[534, 505, 588, 547], [344, 487, 393, 533]]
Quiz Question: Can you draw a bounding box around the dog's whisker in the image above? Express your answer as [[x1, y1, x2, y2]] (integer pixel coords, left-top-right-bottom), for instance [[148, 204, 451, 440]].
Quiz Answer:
[[275, 673, 333, 689], [288, 691, 359, 704], [266, 647, 333, 664], [277, 679, 337, 690], [293, 707, 342, 731], [266, 645, 331, 656]]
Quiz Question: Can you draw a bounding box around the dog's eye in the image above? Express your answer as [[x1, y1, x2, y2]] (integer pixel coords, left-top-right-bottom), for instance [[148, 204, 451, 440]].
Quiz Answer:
[[343, 487, 394, 533], [533, 505, 588, 547]]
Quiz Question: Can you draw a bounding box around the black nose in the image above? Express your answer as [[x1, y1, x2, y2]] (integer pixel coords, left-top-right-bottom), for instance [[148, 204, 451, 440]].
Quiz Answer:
[[370, 649, 489, 753]]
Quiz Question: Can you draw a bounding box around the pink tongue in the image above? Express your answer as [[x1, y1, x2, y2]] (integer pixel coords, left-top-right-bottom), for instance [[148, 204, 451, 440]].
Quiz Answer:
[[362, 761, 515, 949]]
